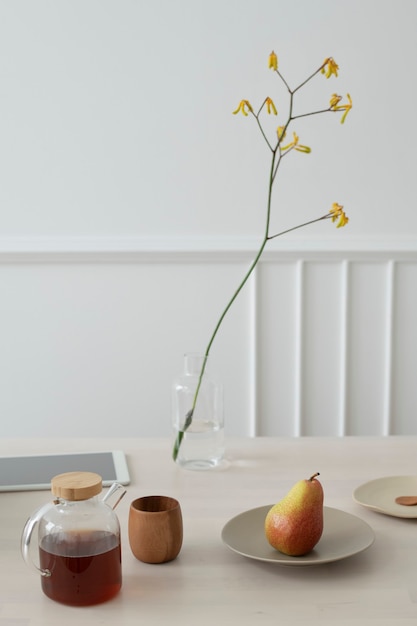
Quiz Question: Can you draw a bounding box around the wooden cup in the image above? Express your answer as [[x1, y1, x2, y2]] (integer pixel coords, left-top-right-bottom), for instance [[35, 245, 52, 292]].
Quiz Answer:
[[128, 495, 183, 564]]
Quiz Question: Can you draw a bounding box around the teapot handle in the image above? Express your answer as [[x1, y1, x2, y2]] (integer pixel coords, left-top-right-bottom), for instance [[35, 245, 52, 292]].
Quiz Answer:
[[21, 502, 54, 577]]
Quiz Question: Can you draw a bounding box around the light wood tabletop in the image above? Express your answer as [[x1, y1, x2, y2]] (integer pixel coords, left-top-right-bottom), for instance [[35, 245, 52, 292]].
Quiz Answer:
[[1, 436, 417, 625]]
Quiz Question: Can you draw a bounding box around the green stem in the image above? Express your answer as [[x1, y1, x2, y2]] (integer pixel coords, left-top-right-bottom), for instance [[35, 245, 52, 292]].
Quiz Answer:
[[172, 151, 277, 461], [267, 213, 333, 240]]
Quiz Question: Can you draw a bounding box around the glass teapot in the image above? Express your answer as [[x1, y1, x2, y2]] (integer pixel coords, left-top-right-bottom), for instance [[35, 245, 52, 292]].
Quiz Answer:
[[21, 471, 126, 606]]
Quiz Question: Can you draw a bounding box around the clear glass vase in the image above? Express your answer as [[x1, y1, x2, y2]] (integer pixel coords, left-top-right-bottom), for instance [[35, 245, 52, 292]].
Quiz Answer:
[[172, 353, 224, 470]]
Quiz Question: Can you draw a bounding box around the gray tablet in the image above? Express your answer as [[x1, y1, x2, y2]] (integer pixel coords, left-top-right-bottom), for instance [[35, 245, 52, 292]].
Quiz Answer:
[[0, 450, 130, 492]]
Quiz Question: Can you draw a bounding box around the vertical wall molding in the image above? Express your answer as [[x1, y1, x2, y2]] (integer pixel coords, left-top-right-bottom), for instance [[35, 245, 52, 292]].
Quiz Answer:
[[383, 260, 396, 435], [248, 266, 258, 437], [294, 260, 305, 437], [338, 260, 350, 436]]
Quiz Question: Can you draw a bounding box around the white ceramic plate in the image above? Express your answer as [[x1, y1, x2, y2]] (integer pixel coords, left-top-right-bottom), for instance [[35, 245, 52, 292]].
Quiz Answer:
[[353, 475, 417, 518], [221, 505, 374, 566]]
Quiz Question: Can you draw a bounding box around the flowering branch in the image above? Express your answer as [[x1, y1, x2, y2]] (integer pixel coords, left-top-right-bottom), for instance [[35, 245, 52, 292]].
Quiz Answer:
[[172, 53, 351, 462]]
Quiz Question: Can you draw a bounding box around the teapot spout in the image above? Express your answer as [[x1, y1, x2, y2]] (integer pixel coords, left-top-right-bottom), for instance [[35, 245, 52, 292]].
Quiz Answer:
[[102, 482, 127, 510]]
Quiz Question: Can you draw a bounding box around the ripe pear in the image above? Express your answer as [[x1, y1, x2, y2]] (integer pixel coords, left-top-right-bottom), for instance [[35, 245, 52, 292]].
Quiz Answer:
[[265, 473, 323, 556]]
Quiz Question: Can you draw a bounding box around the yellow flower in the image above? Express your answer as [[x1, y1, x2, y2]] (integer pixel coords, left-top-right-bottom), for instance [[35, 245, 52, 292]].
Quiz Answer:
[[265, 97, 277, 115], [340, 93, 352, 124], [330, 93, 352, 124], [329, 93, 342, 108], [329, 203, 349, 228], [295, 143, 311, 154], [268, 50, 278, 71], [321, 57, 339, 78], [280, 131, 311, 154], [232, 100, 253, 116], [280, 131, 297, 150], [277, 126, 286, 140], [330, 202, 343, 220]]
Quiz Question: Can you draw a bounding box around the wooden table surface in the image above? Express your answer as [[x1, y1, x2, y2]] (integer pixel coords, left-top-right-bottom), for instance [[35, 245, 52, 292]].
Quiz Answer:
[[1, 436, 417, 625]]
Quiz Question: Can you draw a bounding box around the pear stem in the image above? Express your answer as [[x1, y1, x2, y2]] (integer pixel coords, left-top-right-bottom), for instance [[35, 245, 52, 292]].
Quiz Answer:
[[309, 473, 320, 481]]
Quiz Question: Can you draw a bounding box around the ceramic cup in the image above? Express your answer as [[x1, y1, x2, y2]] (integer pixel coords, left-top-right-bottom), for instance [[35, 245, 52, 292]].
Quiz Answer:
[[128, 495, 183, 564]]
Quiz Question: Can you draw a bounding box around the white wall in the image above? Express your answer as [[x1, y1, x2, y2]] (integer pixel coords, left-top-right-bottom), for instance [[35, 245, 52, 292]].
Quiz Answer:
[[0, 1, 416, 438], [1, 0, 416, 241]]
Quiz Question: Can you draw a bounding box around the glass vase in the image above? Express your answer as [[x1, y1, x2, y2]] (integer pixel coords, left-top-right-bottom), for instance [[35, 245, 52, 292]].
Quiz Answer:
[[172, 353, 224, 470]]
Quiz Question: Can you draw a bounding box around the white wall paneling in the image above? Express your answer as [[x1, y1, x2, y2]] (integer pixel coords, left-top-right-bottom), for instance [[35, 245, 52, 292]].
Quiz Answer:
[[0, 239, 416, 438], [258, 248, 417, 437]]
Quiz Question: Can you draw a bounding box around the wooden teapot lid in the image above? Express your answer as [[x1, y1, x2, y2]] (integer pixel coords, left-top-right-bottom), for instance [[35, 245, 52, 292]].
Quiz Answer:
[[51, 471, 102, 501]]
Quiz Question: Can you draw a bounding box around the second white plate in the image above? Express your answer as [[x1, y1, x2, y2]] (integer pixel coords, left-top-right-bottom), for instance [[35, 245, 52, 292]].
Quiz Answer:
[[353, 475, 417, 518]]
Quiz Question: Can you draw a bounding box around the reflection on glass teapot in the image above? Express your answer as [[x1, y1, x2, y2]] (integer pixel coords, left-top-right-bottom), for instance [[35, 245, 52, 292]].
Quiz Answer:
[[21, 471, 126, 606]]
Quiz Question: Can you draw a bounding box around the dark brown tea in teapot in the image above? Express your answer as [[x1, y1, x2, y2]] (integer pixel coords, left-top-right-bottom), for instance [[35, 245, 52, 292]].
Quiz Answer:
[[39, 530, 121, 606]]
